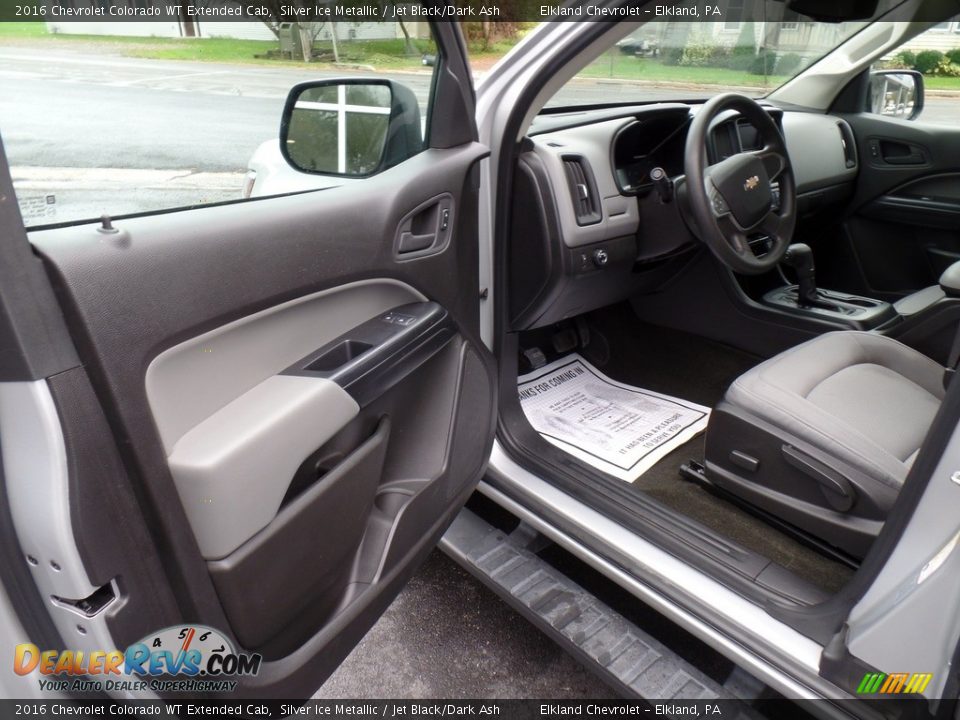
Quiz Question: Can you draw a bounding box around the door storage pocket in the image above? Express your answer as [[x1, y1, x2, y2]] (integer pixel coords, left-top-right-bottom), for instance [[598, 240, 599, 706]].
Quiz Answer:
[[207, 417, 390, 652]]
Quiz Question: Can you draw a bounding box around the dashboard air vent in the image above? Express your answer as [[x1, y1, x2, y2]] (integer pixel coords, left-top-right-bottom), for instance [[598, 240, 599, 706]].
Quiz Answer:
[[561, 155, 602, 226], [837, 120, 857, 169]]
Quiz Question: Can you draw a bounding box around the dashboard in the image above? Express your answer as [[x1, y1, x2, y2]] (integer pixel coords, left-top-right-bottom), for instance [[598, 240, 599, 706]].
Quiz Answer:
[[508, 102, 860, 330], [612, 108, 690, 195]]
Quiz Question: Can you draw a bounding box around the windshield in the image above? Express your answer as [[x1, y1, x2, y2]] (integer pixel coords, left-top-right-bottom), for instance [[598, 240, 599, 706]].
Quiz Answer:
[[548, 0, 898, 108]]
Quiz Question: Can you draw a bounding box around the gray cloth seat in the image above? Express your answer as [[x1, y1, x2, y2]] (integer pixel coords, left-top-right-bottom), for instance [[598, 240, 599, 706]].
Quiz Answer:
[[727, 331, 945, 489], [707, 331, 945, 556]]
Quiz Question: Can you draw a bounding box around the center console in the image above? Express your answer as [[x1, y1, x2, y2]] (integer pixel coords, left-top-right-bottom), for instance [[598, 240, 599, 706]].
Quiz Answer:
[[762, 286, 898, 330], [761, 243, 898, 330]]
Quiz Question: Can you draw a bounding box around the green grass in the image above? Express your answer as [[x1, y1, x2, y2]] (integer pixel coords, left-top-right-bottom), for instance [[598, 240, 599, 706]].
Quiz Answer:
[[3, 22, 956, 89], [578, 53, 789, 89], [0, 21, 48, 37], [125, 37, 301, 62], [306, 37, 438, 69], [0, 24, 294, 65], [127, 36, 444, 69], [0, 21, 514, 71], [923, 76, 960, 90], [0, 22, 434, 69]]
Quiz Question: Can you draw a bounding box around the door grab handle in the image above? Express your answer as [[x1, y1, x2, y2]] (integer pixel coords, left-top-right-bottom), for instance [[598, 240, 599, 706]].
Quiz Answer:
[[877, 139, 927, 166], [398, 231, 437, 254], [883, 154, 925, 166]]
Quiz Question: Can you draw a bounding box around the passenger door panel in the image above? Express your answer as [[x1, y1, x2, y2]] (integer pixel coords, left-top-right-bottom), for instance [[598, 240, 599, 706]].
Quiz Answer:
[[833, 113, 960, 297]]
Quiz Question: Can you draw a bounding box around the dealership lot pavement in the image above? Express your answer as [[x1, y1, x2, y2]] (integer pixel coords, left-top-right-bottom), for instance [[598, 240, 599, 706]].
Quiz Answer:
[[316, 551, 616, 698]]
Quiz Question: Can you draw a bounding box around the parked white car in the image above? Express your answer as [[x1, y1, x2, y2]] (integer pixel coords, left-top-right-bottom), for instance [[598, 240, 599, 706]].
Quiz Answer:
[[242, 139, 351, 198]]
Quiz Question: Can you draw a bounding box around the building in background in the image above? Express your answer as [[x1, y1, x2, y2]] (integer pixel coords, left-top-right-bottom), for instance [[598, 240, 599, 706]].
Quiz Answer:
[[900, 19, 960, 52]]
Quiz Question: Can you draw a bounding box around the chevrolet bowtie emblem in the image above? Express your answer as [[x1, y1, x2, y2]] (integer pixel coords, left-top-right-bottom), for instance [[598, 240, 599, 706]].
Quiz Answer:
[[743, 175, 760, 191]]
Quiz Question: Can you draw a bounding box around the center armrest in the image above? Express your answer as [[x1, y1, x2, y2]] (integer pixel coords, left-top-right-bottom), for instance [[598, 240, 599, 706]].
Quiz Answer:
[[940, 261, 960, 298]]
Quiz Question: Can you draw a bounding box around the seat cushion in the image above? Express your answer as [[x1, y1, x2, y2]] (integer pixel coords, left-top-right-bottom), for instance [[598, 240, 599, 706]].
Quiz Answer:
[[726, 331, 945, 490]]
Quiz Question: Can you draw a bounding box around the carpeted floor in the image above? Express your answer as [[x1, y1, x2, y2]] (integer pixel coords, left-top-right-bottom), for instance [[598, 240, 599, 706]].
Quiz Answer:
[[580, 304, 759, 408], [634, 436, 854, 594], [577, 305, 855, 594]]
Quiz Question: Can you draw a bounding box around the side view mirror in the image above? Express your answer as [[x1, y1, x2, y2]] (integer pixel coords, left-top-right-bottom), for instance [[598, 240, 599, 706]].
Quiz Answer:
[[280, 78, 423, 177], [868, 70, 924, 121]]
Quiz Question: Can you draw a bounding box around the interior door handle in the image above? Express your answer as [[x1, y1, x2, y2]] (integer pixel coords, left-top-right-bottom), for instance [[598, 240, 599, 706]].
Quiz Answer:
[[874, 139, 927, 166], [398, 230, 437, 254], [394, 194, 454, 257], [883, 153, 925, 166]]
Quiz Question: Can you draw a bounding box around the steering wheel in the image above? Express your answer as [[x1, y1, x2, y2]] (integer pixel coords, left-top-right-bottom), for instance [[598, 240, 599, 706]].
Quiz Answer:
[[683, 93, 796, 275]]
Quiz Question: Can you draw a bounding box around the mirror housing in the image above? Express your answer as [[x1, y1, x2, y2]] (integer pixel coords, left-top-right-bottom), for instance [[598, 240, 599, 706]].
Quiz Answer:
[[868, 70, 924, 121], [280, 78, 423, 178]]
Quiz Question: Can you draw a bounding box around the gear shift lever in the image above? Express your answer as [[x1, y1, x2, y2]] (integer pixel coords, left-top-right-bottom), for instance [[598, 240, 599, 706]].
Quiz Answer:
[[781, 243, 819, 307]]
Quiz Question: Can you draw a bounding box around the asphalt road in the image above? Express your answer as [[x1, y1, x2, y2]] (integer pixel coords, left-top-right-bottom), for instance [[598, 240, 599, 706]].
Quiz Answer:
[[0, 47, 437, 221], [317, 551, 615, 698], [0, 47, 433, 173]]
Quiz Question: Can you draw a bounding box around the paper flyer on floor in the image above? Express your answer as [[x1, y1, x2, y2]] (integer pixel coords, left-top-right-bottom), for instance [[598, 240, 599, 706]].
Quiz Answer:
[[517, 355, 710, 483]]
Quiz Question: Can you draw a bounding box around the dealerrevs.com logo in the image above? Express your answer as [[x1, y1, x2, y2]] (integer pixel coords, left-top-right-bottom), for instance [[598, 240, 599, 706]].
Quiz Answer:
[[14, 625, 261, 694]]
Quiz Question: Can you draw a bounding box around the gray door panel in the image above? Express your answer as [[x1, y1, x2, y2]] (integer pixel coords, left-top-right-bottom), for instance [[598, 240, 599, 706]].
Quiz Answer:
[[145, 279, 426, 456], [837, 113, 960, 296], [26, 138, 496, 695]]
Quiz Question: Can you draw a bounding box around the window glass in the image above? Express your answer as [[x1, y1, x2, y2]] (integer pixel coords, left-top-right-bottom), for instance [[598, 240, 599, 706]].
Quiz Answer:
[[0, 19, 438, 227], [548, 0, 903, 107], [873, 14, 960, 127]]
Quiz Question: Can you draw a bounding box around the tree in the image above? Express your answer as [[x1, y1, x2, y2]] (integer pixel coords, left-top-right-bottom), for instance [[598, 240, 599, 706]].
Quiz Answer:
[[734, 21, 757, 56], [250, 0, 314, 38], [760, 3, 787, 52], [374, 0, 417, 55], [191, 0, 327, 60], [459, 21, 520, 51], [176, 1, 197, 36], [660, 22, 693, 63], [396, 18, 415, 55], [327, 22, 340, 63]]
